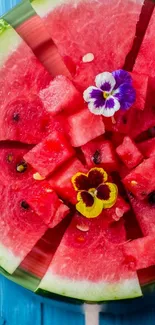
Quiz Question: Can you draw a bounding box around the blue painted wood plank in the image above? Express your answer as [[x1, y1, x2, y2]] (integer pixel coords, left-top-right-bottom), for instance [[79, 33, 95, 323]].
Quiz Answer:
[[0, 0, 21, 16], [43, 303, 85, 325]]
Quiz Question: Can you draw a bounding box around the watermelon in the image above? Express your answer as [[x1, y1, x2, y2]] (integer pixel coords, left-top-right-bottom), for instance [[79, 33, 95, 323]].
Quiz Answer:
[[116, 136, 143, 169], [66, 108, 105, 147], [81, 138, 119, 172], [24, 131, 75, 177], [137, 138, 155, 158], [39, 75, 83, 115], [123, 156, 155, 200], [123, 236, 155, 271], [31, 0, 144, 89], [0, 142, 69, 227], [0, 19, 58, 144], [129, 195, 155, 236], [134, 10, 155, 77], [37, 213, 142, 301], [130, 72, 149, 110], [0, 184, 48, 274], [49, 157, 87, 204]]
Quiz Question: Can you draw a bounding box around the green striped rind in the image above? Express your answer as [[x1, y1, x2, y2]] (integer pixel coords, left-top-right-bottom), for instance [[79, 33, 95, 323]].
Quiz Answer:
[[0, 18, 21, 67], [0, 266, 40, 291], [4, 0, 35, 28], [36, 271, 142, 302]]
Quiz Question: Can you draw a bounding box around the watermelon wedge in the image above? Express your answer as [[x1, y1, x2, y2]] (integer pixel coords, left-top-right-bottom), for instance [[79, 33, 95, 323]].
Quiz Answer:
[[0, 19, 54, 144], [0, 184, 48, 274], [37, 214, 142, 301], [31, 0, 145, 89]]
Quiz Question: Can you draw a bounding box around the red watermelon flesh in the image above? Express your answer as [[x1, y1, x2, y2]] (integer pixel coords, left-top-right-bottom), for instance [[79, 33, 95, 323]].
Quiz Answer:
[[31, 0, 144, 89], [130, 72, 149, 110], [137, 138, 155, 158], [116, 136, 143, 169], [123, 236, 155, 271], [104, 196, 130, 223], [20, 214, 72, 278], [49, 157, 87, 204], [0, 142, 69, 228], [66, 108, 105, 147], [134, 10, 155, 77], [24, 132, 75, 177], [37, 213, 141, 301], [123, 156, 155, 200], [0, 20, 55, 144], [128, 195, 155, 236], [0, 184, 48, 274], [81, 138, 119, 172], [39, 75, 84, 115]]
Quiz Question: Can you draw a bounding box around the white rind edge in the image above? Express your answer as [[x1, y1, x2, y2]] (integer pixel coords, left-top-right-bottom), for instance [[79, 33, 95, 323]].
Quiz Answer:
[[0, 242, 21, 274], [0, 25, 22, 68], [37, 271, 142, 301], [31, 0, 81, 17]]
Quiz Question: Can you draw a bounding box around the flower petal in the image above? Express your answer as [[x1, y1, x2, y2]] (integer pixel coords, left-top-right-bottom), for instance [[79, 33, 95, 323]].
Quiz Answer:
[[112, 69, 132, 89], [95, 72, 116, 92], [83, 86, 100, 102], [88, 101, 105, 115], [72, 172, 89, 191], [96, 182, 118, 209], [76, 192, 103, 218], [113, 83, 136, 110], [88, 167, 108, 188], [102, 96, 120, 117]]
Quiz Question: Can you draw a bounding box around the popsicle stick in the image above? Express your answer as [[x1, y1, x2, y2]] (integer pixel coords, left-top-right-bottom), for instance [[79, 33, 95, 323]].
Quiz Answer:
[[84, 304, 101, 325]]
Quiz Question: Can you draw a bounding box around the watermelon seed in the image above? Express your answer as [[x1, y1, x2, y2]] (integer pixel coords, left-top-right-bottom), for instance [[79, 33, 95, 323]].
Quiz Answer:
[[130, 180, 137, 186], [16, 161, 27, 173], [148, 191, 155, 206], [76, 224, 89, 232], [92, 150, 101, 164], [13, 112, 20, 122], [82, 53, 94, 63], [33, 172, 45, 181], [7, 154, 13, 162], [20, 201, 30, 210]]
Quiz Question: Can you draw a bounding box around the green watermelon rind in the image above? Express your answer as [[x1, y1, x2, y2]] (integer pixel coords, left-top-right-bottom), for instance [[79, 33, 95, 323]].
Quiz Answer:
[[0, 18, 21, 67], [35, 271, 142, 302]]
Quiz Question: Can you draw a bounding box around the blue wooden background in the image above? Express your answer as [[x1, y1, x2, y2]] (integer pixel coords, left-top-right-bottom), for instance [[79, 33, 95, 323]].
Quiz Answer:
[[1, 0, 155, 324]]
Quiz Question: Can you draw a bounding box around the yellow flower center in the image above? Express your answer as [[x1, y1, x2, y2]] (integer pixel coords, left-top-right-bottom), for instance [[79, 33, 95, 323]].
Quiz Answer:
[[103, 91, 110, 99]]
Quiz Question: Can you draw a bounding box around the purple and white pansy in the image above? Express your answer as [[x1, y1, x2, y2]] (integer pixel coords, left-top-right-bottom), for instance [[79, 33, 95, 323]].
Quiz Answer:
[[83, 69, 136, 117]]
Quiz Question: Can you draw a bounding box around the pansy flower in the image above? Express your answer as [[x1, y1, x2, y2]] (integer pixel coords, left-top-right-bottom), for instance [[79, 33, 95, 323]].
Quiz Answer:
[[72, 167, 118, 218], [83, 69, 136, 117]]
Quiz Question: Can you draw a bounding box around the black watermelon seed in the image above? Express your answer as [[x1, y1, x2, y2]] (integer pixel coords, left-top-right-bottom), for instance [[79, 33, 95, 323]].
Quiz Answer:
[[16, 161, 27, 173], [148, 191, 155, 206], [13, 112, 20, 122], [122, 116, 127, 124], [20, 201, 30, 210], [92, 150, 101, 164]]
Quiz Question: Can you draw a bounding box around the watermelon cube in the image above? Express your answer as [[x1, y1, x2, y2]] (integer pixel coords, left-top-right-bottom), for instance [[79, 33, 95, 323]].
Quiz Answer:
[[137, 138, 155, 158], [123, 157, 155, 200], [129, 195, 155, 236], [81, 138, 119, 172], [116, 136, 143, 169], [66, 108, 105, 147], [130, 72, 149, 110], [49, 157, 87, 204], [39, 76, 83, 115], [123, 236, 155, 271], [104, 196, 130, 222], [0, 184, 48, 274], [24, 131, 75, 177], [25, 181, 69, 228]]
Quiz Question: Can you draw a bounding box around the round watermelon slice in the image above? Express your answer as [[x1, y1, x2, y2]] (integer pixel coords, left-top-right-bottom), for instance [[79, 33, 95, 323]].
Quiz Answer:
[[37, 214, 142, 301]]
